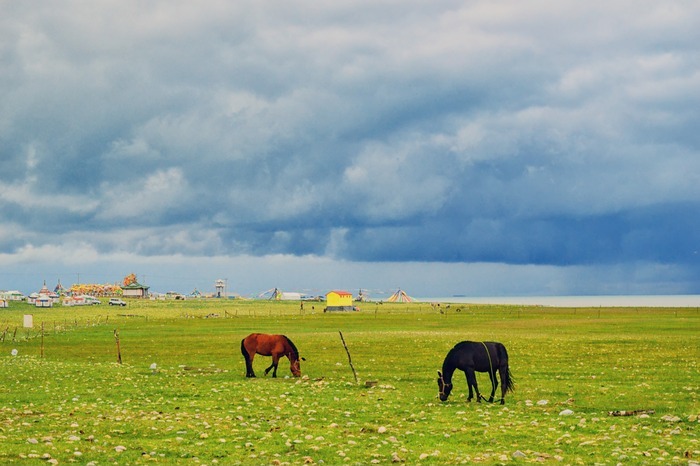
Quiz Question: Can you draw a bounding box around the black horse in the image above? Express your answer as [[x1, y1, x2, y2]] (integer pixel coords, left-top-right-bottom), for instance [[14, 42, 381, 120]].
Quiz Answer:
[[437, 341, 514, 404]]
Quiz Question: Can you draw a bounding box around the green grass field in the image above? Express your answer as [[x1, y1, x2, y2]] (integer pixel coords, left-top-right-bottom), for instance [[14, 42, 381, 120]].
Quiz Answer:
[[0, 299, 698, 465]]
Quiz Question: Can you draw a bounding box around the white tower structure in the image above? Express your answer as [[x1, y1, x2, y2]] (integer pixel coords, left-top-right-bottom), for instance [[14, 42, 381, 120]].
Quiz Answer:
[[215, 279, 226, 298]]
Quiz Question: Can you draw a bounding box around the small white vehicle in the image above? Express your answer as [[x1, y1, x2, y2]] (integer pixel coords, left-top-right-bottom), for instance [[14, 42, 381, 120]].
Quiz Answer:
[[108, 298, 127, 306]]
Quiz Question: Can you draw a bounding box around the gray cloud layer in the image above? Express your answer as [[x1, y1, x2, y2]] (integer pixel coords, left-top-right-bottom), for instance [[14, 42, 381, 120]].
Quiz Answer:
[[1, 1, 699, 295]]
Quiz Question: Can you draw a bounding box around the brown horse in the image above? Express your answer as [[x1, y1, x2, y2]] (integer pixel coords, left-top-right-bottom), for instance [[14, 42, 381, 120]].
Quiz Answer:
[[241, 333, 305, 378]]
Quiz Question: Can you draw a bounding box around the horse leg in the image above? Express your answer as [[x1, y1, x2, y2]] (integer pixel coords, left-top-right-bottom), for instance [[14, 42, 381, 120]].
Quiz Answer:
[[465, 369, 481, 402], [488, 370, 498, 403], [263, 357, 276, 377], [246, 353, 256, 378], [264, 355, 280, 378], [241, 338, 256, 377], [272, 357, 279, 377], [463, 371, 474, 401], [498, 366, 508, 404]]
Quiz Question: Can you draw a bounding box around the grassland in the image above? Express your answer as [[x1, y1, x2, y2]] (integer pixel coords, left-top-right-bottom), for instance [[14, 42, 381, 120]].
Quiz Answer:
[[0, 299, 698, 465]]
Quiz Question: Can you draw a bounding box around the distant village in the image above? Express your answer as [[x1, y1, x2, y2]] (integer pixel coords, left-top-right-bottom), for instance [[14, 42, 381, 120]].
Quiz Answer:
[[0, 274, 414, 309], [0, 273, 153, 308]]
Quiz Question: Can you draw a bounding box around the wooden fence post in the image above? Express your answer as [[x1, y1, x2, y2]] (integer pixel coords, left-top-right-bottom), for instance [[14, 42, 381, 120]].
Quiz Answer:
[[338, 331, 358, 384], [114, 329, 122, 364]]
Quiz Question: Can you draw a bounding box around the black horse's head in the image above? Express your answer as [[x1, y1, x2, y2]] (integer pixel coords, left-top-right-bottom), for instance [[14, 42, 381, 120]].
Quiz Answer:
[[437, 371, 453, 401]]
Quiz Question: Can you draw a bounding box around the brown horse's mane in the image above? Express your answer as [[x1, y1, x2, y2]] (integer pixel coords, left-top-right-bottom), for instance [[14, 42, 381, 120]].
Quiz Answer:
[[283, 335, 300, 359]]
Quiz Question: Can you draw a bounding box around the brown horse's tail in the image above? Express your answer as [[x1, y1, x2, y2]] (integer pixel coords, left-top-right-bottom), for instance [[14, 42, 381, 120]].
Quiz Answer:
[[498, 344, 515, 393], [240, 338, 249, 363], [241, 337, 255, 377]]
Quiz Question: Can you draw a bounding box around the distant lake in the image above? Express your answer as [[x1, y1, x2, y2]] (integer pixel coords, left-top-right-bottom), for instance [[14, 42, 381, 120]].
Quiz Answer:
[[417, 295, 700, 308]]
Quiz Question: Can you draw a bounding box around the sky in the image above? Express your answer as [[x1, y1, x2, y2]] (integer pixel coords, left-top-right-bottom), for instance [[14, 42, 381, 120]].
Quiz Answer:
[[1, 1, 699, 298]]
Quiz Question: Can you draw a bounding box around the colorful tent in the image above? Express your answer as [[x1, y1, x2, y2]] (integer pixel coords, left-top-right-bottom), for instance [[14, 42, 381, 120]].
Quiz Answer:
[[54, 279, 67, 295], [355, 289, 370, 302], [258, 288, 302, 300], [387, 289, 413, 303]]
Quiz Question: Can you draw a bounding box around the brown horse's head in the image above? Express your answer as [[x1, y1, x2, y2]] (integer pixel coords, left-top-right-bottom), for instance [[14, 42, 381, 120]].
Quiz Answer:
[[289, 354, 306, 377], [437, 371, 453, 401], [290, 357, 301, 377]]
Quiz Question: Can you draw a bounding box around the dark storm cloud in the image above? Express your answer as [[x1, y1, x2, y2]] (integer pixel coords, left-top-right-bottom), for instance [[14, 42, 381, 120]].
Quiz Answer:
[[1, 1, 699, 295]]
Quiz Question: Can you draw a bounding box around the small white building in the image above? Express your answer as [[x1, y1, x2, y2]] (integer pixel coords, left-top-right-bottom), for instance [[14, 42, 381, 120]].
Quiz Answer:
[[1, 290, 25, 301], [122, 281, 150, 298], [34, 295, 53, 308], [27, 281, 59, 306]]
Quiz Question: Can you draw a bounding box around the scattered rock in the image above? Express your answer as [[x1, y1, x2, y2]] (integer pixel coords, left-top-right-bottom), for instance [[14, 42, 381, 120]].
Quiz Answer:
[[537, 400, 549, 406], [661, 415, 681, 423], [608, 409, 655, 417], [559, 409, 574, 416], [512, 450, 527, 458], [391, 452, 403, 463]]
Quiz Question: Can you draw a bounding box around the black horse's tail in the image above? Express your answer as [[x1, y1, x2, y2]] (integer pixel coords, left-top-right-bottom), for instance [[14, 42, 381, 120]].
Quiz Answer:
[[498, 344, 515, 393]]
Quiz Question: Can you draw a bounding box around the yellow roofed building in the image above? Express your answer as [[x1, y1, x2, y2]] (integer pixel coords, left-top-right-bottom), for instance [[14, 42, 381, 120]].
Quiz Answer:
[[325, 290, 357, 312]]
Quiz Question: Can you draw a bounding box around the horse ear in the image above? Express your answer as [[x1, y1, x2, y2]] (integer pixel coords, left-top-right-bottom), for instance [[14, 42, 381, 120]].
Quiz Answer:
[[437, 371, 442, 378]]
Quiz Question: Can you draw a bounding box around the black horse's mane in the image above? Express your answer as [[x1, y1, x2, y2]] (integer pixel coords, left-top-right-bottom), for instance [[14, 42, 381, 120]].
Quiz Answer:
[[452, 340, 479, 349], [450, 341, 474, 353], [283, 335, 300, 358]]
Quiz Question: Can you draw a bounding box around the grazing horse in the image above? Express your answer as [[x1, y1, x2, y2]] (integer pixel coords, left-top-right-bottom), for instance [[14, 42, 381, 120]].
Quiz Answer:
[[437, 341, 514, 404], [241, 333, 305, 378]]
